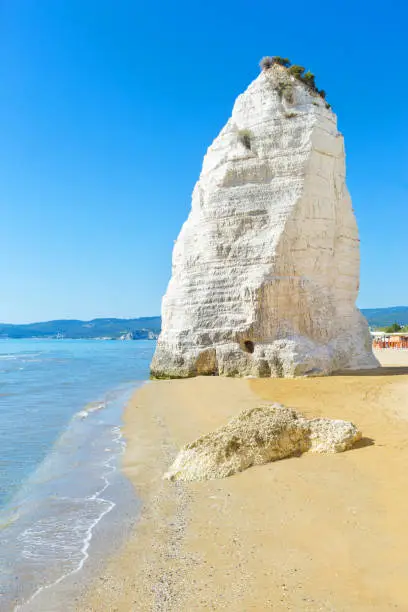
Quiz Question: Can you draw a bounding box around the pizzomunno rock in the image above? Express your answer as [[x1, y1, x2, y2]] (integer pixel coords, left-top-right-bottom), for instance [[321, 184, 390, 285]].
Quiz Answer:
[[151, 63, 379, 378], [164, 404, 362, 482]]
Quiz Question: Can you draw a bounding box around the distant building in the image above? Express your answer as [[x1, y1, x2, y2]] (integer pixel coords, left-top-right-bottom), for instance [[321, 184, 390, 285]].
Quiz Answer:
[[372, 332, 408, 349]]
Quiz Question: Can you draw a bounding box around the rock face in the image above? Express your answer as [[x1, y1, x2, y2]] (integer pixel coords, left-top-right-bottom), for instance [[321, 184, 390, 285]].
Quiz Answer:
[[164, 404, 362, 481], [151, 64, 378, 378]]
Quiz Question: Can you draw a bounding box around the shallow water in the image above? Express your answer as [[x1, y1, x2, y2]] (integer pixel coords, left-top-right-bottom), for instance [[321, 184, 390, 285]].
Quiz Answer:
[[0, 339, 155, 610]]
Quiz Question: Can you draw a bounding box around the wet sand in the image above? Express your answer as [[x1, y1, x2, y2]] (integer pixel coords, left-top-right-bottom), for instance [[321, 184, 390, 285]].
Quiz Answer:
[[80, 349, 408, 611]]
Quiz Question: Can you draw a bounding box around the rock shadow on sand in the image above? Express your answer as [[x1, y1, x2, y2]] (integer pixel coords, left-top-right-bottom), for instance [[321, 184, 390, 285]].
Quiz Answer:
[[352, 436, 375, 450], [334, 366, 408, 377]]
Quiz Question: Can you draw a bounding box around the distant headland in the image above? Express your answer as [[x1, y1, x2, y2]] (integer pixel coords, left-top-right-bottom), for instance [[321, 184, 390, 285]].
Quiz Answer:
[[0, 317, 161, 340]]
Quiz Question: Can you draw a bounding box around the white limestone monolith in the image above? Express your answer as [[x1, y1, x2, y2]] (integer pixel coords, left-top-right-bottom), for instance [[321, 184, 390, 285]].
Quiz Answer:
[[151, 65, 378, 378]]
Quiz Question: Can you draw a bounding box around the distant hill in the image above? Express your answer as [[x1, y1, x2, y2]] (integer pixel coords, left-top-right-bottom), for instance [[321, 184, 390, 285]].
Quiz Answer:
[[0, 317, 161, 340], [361, 307, 408, 328], [1, 308, 407, 338]]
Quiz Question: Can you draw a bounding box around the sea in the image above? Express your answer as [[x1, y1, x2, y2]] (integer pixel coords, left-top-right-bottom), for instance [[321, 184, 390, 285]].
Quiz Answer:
[[0, 338, 155, 611]]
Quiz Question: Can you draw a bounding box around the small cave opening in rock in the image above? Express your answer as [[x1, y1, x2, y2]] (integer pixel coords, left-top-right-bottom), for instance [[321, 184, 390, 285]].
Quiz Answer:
[[242, 340, 255, 354]]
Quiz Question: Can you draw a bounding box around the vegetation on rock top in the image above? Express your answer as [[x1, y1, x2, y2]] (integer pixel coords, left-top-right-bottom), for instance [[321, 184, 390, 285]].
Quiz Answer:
[[259, 56, 330, 107]]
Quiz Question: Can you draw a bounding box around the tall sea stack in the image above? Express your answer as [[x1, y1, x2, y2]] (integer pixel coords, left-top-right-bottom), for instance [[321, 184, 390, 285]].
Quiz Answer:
[[151, 62, 378, 378]]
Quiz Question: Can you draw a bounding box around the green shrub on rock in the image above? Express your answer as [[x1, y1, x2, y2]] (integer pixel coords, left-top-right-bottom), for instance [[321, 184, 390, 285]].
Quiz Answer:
[[302, 70, 317, 91], [276, 82, 294, 104], [272, 56, 291, 67], [288, 65, 305, 78]]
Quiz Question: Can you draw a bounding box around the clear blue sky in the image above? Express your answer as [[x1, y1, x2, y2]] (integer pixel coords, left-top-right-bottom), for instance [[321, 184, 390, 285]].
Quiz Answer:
[[1, 0, 407, 323]]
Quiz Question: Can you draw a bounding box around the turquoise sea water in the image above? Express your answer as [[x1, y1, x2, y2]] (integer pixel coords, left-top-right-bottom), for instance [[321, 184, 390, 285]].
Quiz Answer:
[[0, 338, 155, 611]]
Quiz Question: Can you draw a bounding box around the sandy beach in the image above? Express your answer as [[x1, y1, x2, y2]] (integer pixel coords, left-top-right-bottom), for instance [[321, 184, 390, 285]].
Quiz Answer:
[[80, 349, 408, 611]]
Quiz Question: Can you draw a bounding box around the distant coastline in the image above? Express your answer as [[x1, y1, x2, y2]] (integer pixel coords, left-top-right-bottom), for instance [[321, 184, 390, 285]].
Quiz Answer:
[[0, 316, 161, 340], [2, 308, 408, 341]]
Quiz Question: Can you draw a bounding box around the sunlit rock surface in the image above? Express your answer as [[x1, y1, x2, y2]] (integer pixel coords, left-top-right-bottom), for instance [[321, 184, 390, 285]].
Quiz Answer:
[[151, 65, 378, 378], [164, 404, 362, 481]]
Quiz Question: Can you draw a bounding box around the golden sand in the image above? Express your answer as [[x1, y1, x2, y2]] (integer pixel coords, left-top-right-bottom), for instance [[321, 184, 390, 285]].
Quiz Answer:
[[80, 349, 408, 611]]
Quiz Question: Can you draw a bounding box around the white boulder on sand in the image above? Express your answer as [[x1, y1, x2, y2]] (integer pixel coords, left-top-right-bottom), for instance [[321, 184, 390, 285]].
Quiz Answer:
[[164, 404, 361, 481], [151, 59, 378, 378]]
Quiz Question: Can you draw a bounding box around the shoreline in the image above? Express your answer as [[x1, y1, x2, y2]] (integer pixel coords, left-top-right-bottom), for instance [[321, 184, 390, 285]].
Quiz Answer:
[[1, 383, 142, 612], [80, 350, 408, 610]]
